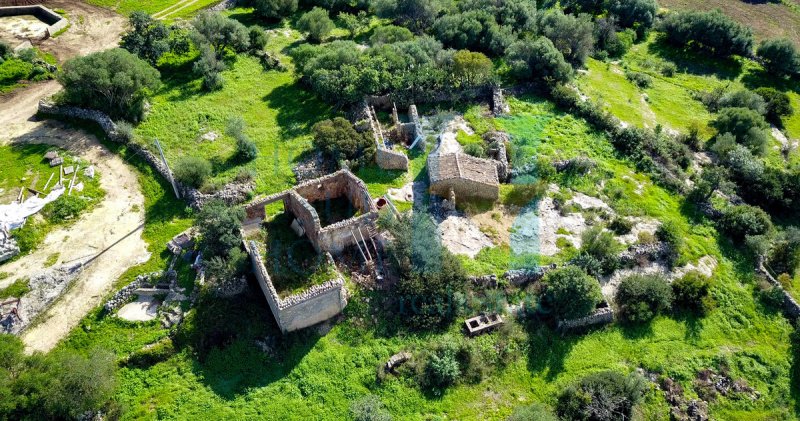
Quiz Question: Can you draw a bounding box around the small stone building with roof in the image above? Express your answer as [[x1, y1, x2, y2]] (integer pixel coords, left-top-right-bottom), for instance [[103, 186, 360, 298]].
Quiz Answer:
[[428, 151, 500, 201]]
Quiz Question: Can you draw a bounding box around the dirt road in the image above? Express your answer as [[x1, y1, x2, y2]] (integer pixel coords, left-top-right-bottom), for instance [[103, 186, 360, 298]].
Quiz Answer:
[[0, 1, 149, 353]]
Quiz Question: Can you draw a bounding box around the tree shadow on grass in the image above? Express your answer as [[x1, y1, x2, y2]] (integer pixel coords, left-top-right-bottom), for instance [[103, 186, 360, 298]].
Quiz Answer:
[[646, 36, 744, 81], [262, 83, 333, 142], [523, 318, 579, 381], [178, 279, 320, 400], [740, 70, 800, 95], [672, 309, 704, 344], [619, 320, 656, 340]]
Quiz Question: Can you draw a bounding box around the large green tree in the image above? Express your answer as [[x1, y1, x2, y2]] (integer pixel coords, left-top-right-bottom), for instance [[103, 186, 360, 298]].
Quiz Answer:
[[58, 48, 161, 121], [540, 265, 603, 319]]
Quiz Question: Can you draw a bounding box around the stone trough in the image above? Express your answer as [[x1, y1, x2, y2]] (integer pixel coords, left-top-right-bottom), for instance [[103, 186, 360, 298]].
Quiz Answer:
[[464, 313, 504, 336]]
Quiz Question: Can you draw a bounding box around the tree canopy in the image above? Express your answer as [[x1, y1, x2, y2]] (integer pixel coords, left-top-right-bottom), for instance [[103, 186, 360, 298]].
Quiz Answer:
[[58, 48, 161, 121]]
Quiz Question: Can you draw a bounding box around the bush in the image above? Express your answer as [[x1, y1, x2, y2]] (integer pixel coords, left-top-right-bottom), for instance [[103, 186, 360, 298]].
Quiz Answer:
[[625, 70, 652, 88], [350, 395, 392, 421], [506, 37, 573, 85], [659, 9, 754, 57], [42, 195, 88, 223], [615, 273, 673, 323], [660, 62, 677, 77], [173, 156, 212, 188], [191, 11, 250, 54], [672, 271, 715, 315], [297, 7, 335, 43], [249, 27, 268, 51], [609, 217, 633, 235], [193, 46, 226, 91], [508, 403, 558, 421], [557, 371, 647, 421], [718, 204, 772, 240], [656, 220, 683, 265], [423, 346, 460, 392], [58, 49, 161, 121], [374, 0, 442, 33], [0, 58, 33, 87], [196, 200, 245, 259], [570, 253, 603, 278], [718, 89, 766, 115], [384, 212, 466, 330], [754, 87, 793, 124], [711, 107, 769, 155], [120, 11, 172, 65], [312, 117, 373, 168], [580, 226, 621, 275], [604, 0, 657, 33], [541, 265, 603, 320], [252, 0, 297, 19], [0, 41, 9, 59], [538, 10, 595, 67], [115, 120, 136, 143], [369, 25, 414, 45], [227, 116, 258, 160], [757, 38, 800, 76]]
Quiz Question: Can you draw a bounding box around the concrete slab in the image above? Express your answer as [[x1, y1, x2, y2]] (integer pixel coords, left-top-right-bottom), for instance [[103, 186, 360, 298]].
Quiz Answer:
[[117, 295, 159, 322]]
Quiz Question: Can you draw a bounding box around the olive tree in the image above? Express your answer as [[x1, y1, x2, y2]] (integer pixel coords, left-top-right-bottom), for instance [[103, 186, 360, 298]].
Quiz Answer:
[[58, 48, 161, 122], [540, 265, 603, 319], [297, 7, 335, 43]]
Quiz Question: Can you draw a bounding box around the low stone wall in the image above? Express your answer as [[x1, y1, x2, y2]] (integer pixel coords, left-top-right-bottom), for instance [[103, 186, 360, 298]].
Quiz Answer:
[[376, 147, 409, 170], [245, 240, 347, 333], [318, 212, 378, 255], [491, 87, 510, 116], [0, 5, 68, 36], [756, 258, 800, 320], [103, 272, 162, 312], [430, 177, 499, 201], [38, 100, 253, 209], [557, 307, 614, 332]]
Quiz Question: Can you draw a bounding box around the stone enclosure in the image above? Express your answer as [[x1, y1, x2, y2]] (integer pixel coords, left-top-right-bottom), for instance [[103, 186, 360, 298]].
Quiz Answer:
[[0, 5, 68, 44], [243, 170, 379, 333]]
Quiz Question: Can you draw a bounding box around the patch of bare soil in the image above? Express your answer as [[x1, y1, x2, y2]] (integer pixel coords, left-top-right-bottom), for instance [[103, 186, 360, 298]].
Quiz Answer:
[[438, 214, 493, 258], [0, 68, 148, 352], [34, 0, 127, 62], [470, 205, 514, 246]]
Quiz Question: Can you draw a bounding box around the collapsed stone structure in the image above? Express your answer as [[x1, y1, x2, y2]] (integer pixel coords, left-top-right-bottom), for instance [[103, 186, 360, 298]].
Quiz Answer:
[[243, 170, 379, 333], [428, 150, 500, 202], [355, 99, 410, 171]]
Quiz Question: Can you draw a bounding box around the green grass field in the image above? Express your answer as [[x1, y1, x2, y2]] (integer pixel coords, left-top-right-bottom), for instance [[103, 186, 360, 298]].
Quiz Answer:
[[55, 94, 799, 420], [86, 0, 221, 18]]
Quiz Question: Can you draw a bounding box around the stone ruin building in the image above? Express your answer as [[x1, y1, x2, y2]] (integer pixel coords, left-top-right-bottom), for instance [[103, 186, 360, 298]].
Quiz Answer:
[[428, 150, 500, 202], [242, 170, 379, 333]]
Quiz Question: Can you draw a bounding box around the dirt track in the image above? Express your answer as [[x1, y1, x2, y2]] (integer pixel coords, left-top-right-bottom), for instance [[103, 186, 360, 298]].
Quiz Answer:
[[0, 2, 149, 353]]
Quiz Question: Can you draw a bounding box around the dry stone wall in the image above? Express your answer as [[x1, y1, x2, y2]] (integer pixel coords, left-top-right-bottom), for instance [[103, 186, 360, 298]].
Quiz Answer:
[[557, 307, 614, 332], [38, 100, 253, 209]]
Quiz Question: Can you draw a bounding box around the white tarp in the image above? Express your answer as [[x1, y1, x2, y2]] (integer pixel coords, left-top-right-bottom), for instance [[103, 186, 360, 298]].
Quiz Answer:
[[0, 187, 65, 231]]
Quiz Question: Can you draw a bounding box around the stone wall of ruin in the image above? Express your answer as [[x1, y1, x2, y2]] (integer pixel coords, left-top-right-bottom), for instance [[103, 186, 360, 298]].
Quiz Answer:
[[284, 190, 321, 250], [430, 178, 499, 201], [557, 307, 614, 332], [0, 5, 68, 36], [318, 212, 378, 255], [245, 240, 347, 333], [376, 147, 409, 170]]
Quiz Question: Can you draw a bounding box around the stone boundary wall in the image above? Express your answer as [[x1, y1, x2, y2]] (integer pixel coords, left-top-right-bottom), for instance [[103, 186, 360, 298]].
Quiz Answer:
[[103, 272, 162, 312], [491, 87, 510, 116], [557, 307, 614, 332], [0, 5, 68, 36], [245, 240, 347, 332], [209, 0, 239, 11], [38, 100, 253, 209], [757, 258, 800, 320]]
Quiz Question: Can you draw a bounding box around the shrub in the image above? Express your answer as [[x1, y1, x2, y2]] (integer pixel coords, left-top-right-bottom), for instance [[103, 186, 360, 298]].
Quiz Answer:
[[557, 371, 647, 421], [120, 11, 172, 65], [659, 9, 754, 57], [580, 226, 621, 275], [115, 120, 136, 143], [58, 49, 161, 121], [423, 347, 460, 392], [297, 7, 335, 43], [0, 58, 33, 87], [506, 37, 573, 85], [754, 87, 793, 124], [312, 117, 374, 168], [539, 10, 595, 67], [718, 89, 766, 115], [173, 156, 212, 188], [227, 116, 258, 160], [252, 0, 297, 19], [711, 107, 769, 154], [570, 253, 604, 278], [249, 27, 268, 51], [604, 0, 657, 33], [0, 41, 9, 59], [672, 271, 715, 315], [718, 204, 772, 240], [656, 220, 683, 265], [625, 70, 652, 88], [350, 395, 392, 421], [541, 266, 603, 320], [615, 273, 673, 323], [42, 195, 88, 223], [767, 227, 800, 277], [609, 217, 633, 235], [196, 200, 245, 259], [374, 0, 442, 33], [384, 212, 466, 330], [757, 38, 800, 76], [463, 142, 486, 158], [660, 62, 677, 77], [369, 25, 414, 45], [193, 46, 226, 91], [508, 403, 558, 421], [192, 11, 250, 54]]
